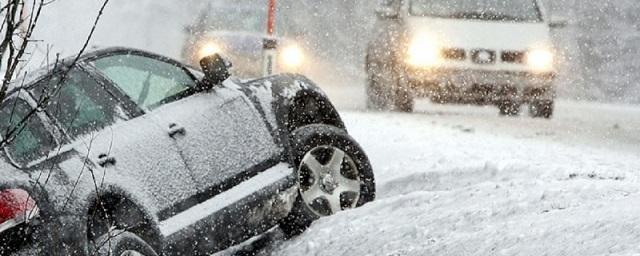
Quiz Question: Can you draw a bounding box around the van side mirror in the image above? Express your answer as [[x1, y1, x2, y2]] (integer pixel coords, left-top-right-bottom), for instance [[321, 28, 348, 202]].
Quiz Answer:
[[375, 6, 399, 20], [549, 18, 568, 29], [199, 53, 231, 89]]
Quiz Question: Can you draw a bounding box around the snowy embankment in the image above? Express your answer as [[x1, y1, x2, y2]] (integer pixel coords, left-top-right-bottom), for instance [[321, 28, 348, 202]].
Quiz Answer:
[[273, 102, 640, 256]]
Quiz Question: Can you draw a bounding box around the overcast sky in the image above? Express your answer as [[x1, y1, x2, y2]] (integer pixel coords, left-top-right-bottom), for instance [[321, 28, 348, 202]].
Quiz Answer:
[[32, 0, 201, 63]]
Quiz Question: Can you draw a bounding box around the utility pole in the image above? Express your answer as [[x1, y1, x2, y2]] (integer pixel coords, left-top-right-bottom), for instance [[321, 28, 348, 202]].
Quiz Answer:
[[263, 0, 277, 76]]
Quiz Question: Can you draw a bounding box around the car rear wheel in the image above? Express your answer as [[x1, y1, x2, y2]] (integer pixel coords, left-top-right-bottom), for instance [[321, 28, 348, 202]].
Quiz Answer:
[[92, 230, 159, 256], [279, 124, 375, 238]]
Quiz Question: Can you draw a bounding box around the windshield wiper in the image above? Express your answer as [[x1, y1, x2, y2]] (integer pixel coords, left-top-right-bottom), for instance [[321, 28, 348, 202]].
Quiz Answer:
[[449, 11, 521, 21]]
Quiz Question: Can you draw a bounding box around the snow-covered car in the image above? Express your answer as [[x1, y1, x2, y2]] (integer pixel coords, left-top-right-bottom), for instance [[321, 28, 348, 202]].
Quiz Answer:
[[0, 47, 375, 255], [182, 3, 306, 78], [366, 0, 566, 117]]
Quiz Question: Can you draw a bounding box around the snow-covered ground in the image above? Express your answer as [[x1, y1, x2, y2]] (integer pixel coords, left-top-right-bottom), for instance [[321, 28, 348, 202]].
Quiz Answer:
[[220, 85, 640, 255], [277, 106, 640, 255]]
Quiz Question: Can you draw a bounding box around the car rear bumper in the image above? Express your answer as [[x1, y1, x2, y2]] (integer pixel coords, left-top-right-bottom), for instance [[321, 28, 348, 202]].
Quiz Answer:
[[0, 223, 38, 255], [2, 215, 88, 256], [405, 67, 556, 103]]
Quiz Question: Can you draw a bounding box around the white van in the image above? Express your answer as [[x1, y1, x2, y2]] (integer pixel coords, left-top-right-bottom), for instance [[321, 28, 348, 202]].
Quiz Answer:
[[366, 0, 566, 118]]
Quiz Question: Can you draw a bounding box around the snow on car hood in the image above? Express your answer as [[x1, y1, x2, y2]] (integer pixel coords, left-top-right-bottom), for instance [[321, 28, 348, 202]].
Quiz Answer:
[[406, 17, 552, 50]]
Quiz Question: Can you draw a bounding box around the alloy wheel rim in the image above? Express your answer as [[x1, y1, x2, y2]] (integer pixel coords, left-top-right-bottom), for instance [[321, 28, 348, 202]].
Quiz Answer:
[[121, 250, 145, 256], [298, 146, 361, 216]]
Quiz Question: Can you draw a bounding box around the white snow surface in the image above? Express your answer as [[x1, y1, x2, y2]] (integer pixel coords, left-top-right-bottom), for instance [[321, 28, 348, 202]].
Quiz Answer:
[[272, 100, 640, 256]]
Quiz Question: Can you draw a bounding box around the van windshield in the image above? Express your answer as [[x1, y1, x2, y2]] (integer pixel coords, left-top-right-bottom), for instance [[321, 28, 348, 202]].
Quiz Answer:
[[203, 7, 266, 33], [409, 0, 542, 22]]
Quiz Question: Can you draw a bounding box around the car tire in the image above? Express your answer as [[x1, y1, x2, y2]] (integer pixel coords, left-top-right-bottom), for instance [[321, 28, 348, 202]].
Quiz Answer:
[[430, 89, 448, 104], [92, 230, 159, 256], [529, 100, 554, 118], [366, 74, 390, 111], [498, 100, 521, 116], [394, 85, 415, 113], [279, 124, 376, 238]]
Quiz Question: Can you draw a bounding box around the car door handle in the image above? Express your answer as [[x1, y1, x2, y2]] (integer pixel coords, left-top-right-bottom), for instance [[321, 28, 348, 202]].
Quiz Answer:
[[97, 153, 116, 167], [168, 123, 186, 138]]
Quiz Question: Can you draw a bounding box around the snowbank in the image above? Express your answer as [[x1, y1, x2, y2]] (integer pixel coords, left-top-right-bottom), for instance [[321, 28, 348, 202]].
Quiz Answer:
[[273, 107, 640, 255]]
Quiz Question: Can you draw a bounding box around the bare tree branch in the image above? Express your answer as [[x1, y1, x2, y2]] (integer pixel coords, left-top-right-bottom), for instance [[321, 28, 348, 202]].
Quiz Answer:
[[0, 0, 44, 101], [0, 2, 129, 253], [0, 0, 110, 149]]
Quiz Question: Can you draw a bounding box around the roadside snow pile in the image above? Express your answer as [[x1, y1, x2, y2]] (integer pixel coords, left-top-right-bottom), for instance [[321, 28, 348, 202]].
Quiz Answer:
[[273, 111, 640, 256]]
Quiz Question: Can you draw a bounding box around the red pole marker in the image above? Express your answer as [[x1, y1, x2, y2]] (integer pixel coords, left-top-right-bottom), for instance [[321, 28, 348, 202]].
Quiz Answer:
[[263, 0, 277, 76], [267, 0, 276, 36]]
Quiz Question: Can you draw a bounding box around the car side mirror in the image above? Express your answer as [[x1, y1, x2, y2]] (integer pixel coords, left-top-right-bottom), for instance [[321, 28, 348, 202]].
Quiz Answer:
[[549, 18, 568, 29], [375, 7, 399, 20], [199, 53, 231, 89]]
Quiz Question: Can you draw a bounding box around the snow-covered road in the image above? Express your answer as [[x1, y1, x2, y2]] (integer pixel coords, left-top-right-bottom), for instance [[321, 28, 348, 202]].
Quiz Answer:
[[263, 84, 639, 255]]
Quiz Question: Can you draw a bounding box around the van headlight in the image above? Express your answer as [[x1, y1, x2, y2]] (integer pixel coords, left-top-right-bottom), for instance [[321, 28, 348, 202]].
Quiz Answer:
[[407, 35, 441, 68], [526, 49, 554, 72], [281, 44, 305, 69]]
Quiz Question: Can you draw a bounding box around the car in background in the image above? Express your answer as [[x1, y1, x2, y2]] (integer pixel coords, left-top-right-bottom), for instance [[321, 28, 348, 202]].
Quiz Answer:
[[366, 0, 566, 118], [182, 2, 307, 78], [0, 47, 375, 255]]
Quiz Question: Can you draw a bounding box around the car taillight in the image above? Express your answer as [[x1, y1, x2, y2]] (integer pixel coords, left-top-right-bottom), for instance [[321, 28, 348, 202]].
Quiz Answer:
[[0, 189, 39, 233]]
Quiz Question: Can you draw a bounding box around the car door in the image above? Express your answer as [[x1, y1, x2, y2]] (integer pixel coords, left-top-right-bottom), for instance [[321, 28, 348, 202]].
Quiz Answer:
[[31, 67, 200, 214], [88, 52, 281, 197], [154, 80, 282, 189]]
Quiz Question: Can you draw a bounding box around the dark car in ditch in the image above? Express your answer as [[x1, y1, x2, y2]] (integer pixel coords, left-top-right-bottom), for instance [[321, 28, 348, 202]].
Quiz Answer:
[[0, 47, 375, 255]]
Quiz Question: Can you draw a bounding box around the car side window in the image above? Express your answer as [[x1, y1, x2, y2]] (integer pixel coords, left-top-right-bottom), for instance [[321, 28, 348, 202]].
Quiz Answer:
[[31, 69, 127, 140], [0, 97, 57, 165], [90, 54, 197, 110]]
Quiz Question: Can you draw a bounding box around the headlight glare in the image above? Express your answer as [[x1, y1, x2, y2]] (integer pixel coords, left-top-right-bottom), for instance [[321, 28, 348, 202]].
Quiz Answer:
[[526, 49, 554, 72], [198, 42, 221, 60], [407, 36, 441, 67], [281, 45, 305, 68]]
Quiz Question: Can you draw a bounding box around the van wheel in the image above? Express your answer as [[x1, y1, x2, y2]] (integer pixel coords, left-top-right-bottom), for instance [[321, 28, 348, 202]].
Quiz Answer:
[[366, 74, 390, 111], [498, 100, 521, 116], [530, 100, 554, 118], [394, 86, 414, 113]]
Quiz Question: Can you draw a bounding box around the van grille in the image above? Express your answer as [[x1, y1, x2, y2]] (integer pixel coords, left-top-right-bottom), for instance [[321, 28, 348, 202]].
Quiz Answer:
[[501, 51, 526, 64], [441, 48, 466, 61], [471, 49, 496, 64], [439, 48, 528, 65]]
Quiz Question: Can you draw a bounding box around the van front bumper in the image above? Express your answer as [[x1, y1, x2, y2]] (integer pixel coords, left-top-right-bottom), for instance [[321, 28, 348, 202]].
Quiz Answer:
[[405, 67, 556, 104]]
